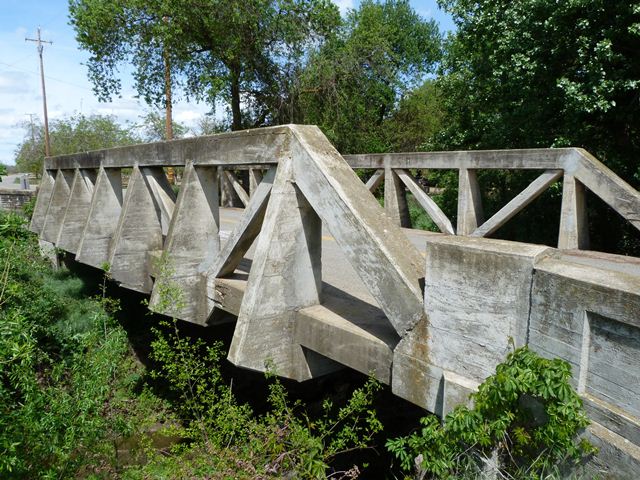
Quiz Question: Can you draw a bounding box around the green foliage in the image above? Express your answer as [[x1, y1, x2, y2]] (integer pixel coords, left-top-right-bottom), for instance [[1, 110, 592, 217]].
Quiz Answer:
[[14, 113, 140, 175], [141, 263, 384, 478], [0, 211, 168, 478], [300, 0, 441, 153], [385, 81, 445, 152], [137, 109, 188, 142], [387, 346, 595, 479], [0, 164, 7, 176], [150, 319, 253, 447], [433, 0, 640, 253], [69, 0, 341, 130]]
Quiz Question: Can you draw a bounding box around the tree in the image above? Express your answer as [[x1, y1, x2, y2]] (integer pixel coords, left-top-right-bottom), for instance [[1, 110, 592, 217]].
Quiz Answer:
[[299, 0, 441, 153], [385, 80, 445, 152], [14, 114, 139, 175], [69, 0, 341, 131], [137, 109, 188, 142], [432, 0, 640, 253]]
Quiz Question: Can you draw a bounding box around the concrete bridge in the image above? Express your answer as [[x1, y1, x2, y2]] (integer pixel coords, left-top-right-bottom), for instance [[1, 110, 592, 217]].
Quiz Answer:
[[29, 125, 640, 475]]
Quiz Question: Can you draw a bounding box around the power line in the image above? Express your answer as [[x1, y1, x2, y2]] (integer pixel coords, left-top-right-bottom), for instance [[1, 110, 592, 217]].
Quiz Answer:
[[0, 60, 94, 92], [25, 27, 53, 157]]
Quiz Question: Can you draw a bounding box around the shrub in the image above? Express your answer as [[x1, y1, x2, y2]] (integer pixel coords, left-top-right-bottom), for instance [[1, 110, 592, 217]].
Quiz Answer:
[[387, 345, 595, 479]]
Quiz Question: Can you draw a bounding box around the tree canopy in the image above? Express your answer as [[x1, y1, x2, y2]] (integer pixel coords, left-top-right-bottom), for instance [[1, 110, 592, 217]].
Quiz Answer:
[[69, 0, 341, 131], [299, 0, 441, 153], [14, 114, 139, 175], [431, 0, 640, 252]]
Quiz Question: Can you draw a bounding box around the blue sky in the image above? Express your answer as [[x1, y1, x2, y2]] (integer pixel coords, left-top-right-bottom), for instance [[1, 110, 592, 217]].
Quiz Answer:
[[0, 0, 454, 165]]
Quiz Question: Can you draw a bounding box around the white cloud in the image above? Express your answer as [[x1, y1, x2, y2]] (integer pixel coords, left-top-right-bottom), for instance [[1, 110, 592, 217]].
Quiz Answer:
[[0, 71, 34, 94]]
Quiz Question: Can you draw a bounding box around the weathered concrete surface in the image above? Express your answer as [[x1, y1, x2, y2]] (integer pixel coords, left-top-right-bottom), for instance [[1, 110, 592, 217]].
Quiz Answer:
[[384, 167, 411, 228], [207, 167, 276, 281], [0, 188, 35, 212], [392, 236, 551, 414], [456, 168, 484, 235], [529, 249, 640, 472], [41, 169, 74, 243], [44, 125, 289, 170], [29, 169, 55, 234], [57, 169, 96, 253], [343, 148, 574, 170], [108, 167, 175, 293], [149, 163, 219, 321], [31, 126, 640, 476], [572, 148, 640, 234], [295, 289, 400, 383], [76, 167, 123, 268], [291, 125, 425, 336], [228, 158, 337, 381], [558, 175, 589, 249]]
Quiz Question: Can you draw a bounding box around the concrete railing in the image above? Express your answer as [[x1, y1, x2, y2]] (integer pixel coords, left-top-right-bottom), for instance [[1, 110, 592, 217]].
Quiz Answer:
[[344, 149, 640, 250], [29, 125, 640, 476]]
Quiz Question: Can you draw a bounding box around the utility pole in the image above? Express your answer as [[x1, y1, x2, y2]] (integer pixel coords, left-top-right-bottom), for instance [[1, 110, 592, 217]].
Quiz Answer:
[[26, 27, 53, 157], [162, 16, 175, 184], [25, 113, 36, 145]]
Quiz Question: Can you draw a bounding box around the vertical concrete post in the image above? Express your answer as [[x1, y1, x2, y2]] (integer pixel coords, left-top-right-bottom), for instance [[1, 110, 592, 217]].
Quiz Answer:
[[29, 168, 55, 234], [228, 159, 335, 381], [76, 167, 123, 269], [558, 174, 589, 249], [219, 167, 243, 207], [41, 169, 74, 244], [457, 168, 484, 235], [149, 162, 219, 323], [249, 168, 263, 196], [57, 168, 97, 253], [384, 167, 411, 227]]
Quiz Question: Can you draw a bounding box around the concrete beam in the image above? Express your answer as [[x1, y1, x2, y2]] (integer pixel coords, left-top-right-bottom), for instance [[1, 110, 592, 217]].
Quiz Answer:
[[295, 293, 399, 383], [76, 167, 123, 269], [472, 170, 562, 238], [343, 148, 573, 170], [396, 169, 454, 235], [572, 148, 640, 233], [220, 167, 244, 208], [457, 168, 484, 236], [365, 169, 384, 192], [44, 125, 290, 170], [224, 170, 250, 207], [558, 174, 589, 249], [57, 168, 97, 253], [206, 167, 276, 279], [249, 168, 263, 196], [290, 125, 425, 336]]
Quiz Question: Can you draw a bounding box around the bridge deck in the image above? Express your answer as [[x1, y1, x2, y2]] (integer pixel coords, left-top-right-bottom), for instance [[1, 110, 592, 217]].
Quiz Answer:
[[216, 207, 437, 381]]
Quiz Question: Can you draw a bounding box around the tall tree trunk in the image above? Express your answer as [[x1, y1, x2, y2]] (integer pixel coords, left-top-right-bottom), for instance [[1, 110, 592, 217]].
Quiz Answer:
[[230, 64, 242, 131], [164, 48, 173, 141]]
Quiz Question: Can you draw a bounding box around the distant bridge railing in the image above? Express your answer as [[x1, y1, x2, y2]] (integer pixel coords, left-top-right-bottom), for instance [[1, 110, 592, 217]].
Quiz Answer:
[[343, 149, 640, 249]]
